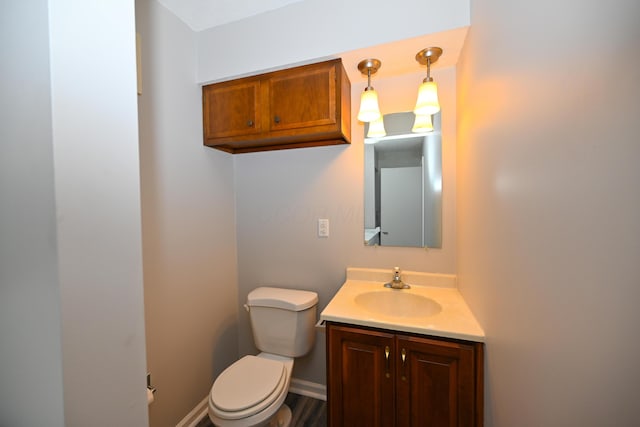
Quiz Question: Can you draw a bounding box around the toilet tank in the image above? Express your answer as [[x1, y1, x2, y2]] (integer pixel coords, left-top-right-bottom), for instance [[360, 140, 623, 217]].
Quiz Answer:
[[247, 287, 318, 357]]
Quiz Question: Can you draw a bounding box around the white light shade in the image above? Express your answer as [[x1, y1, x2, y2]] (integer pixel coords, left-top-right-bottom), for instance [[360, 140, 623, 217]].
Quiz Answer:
[[412, 114, 434, 133], [358, 88, 381, 122], [413, 80, 440, 116], [367, 116, 386, 138]]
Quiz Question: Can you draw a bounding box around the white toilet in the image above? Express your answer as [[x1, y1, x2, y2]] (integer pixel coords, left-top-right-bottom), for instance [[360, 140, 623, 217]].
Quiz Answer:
[[208, 287, 318, 427]]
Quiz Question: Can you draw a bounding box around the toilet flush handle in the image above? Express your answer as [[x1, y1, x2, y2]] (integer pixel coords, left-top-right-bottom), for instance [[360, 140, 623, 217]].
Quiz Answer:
[[243, 304, 250, 312]]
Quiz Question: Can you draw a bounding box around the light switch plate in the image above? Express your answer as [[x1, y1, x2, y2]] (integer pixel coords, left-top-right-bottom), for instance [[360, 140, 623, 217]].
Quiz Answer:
[[318, 218, 329, 237]]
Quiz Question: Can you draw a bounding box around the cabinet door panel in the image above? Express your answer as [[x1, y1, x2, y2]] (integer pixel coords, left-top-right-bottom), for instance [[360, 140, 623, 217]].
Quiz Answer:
[[397, 335, 476, 427], [269, 63, 336, 131], [327, 324, 395, 427], [203, 80, 261, 140]]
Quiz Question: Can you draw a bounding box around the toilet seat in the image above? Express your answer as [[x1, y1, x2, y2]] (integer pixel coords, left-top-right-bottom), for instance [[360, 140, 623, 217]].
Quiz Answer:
[[210, 355, 287, 420]]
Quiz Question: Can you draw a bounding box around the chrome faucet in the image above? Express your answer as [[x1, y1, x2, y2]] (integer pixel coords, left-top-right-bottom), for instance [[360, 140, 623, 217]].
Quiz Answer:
[[384, 267, 410, 289]]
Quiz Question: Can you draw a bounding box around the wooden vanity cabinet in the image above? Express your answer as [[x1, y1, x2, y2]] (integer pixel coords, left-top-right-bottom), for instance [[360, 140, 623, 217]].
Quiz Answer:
[[327, 322, 484, 427], [202, 59, 351, 154]]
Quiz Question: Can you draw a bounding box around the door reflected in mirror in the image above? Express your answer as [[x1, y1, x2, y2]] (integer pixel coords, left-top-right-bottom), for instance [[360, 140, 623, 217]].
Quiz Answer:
[[364, 112, 442, 248]]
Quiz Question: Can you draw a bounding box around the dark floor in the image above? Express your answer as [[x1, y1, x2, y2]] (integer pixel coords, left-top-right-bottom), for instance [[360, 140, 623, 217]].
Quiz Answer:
[[197, 392, 327, 427]]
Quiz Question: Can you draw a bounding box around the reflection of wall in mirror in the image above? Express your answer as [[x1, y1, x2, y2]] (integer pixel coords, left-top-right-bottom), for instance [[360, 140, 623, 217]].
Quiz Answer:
[[424, 115, 442, 248], [364, 146, 376, 230], [380, 166, 423, 246], [363, 111, 442, 248]]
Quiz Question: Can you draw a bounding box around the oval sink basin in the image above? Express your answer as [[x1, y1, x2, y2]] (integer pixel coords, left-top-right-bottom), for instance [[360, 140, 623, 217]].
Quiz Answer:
[[354, 291, 442, 318]]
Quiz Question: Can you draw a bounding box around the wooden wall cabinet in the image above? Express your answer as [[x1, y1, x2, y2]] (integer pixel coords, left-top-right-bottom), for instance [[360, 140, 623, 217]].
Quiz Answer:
[[327, 322, 484, 427], [202, 59, 351, 154]]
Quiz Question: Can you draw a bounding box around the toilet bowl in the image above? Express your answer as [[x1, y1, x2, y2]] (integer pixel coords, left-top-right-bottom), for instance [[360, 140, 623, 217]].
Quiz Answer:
[[208, 353, 293, 427], [207, 287, 318, 427]]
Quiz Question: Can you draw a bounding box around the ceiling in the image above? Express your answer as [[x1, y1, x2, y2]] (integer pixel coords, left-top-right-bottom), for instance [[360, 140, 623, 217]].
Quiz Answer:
[[157, 0, 305, 32]]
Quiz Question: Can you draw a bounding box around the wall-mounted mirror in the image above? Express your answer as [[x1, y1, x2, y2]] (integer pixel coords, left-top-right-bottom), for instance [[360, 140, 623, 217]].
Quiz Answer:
[[364, 112, 442, 248]]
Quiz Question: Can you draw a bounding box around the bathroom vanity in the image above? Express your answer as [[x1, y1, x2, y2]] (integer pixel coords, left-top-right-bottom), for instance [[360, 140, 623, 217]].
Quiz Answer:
[[321, 268, 485, 427]]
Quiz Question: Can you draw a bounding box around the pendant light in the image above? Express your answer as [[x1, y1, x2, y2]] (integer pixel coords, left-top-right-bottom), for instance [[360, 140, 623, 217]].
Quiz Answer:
[[367, 115, 386, 138], [413, 47, 443, 116], [357, 58, 382, 123], [411, 114, 434, 133]]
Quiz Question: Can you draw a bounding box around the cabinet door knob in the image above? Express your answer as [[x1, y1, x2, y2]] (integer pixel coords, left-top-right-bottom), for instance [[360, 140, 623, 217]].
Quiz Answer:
[[384, 345, 391, 378], [401, 348, 407, 381], [273, 115, 281, 124], [247, 120, 254, 127]]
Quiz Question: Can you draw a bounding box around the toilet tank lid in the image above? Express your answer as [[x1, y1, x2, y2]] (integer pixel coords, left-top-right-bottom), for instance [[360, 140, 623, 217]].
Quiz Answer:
[[247, 287, 318, 311]]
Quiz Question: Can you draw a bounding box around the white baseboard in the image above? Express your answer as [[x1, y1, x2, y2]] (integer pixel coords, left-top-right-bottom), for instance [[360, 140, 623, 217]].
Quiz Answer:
[[175, 396, 208, 427], [178, 377, 327, 426], [288, 378, 327, 401]]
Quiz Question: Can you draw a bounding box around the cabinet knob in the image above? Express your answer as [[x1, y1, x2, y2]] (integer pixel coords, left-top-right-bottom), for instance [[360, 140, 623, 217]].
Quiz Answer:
[[384, 346, 391, 379], [273, 115, 281, 124], [247, 120, 254, 127]]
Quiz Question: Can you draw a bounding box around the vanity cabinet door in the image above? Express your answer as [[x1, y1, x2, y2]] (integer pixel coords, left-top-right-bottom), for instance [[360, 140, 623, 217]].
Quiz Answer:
[[396, 334, 483, 427], [327, 323, 395, 427]]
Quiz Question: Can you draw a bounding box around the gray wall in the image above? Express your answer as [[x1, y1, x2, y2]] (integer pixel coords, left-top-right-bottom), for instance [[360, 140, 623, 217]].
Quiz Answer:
[[1, 1, 149, 426], [423, 130, 442, 249], [136, 1, 239, 425], [49, 0, 149, 424], [235, 145, 361, 383], [0, 1, 65, 425], [457, 0, 640, 425]]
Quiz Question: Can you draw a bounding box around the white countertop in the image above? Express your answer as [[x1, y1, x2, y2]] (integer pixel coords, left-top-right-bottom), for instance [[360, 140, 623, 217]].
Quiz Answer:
[[320, 268, 485, 342]]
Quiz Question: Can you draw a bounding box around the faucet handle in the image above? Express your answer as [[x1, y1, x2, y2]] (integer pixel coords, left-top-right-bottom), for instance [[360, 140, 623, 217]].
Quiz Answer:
[[385, 267, 408, 288]]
